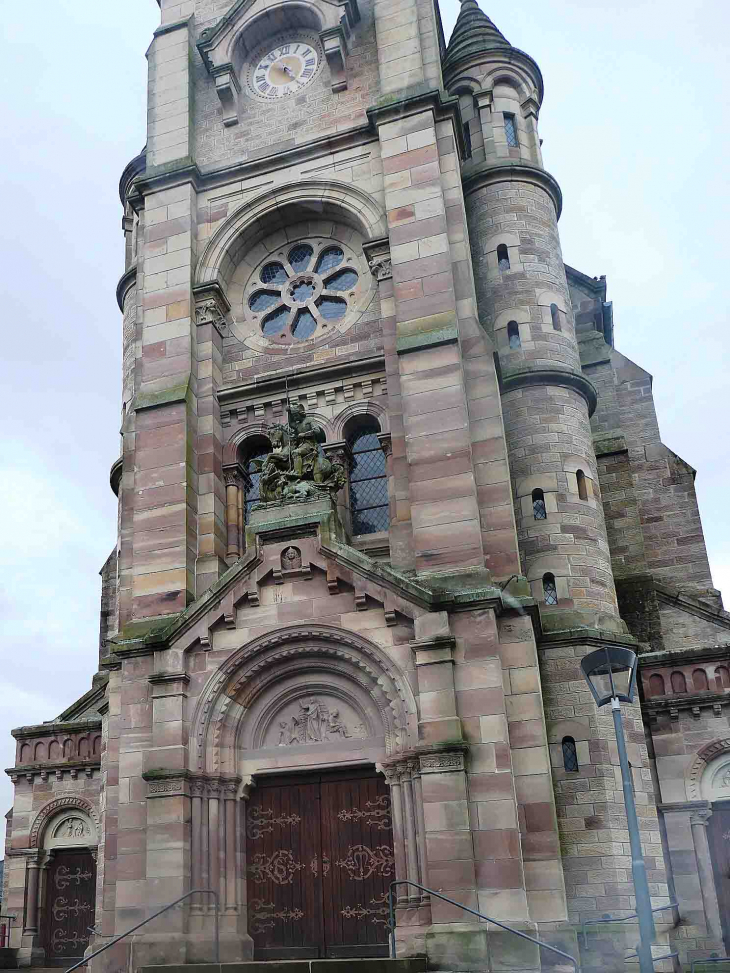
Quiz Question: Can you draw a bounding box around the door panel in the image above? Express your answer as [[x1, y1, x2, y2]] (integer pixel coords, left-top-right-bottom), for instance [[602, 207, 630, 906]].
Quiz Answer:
[[42, 850, 96, 962], [708, 803, 730, 950], [246, 779, 322, 957], [246, 770, 393, 959], [321, 774, 393, 957]]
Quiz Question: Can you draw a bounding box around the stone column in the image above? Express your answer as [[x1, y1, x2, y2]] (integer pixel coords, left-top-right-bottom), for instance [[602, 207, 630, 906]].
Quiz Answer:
[[383, 767, 408, 905], [190, 778, 205, 915], [223, 781, 238, 915], [207, 780, 221, 912], [223, 468, 244, 563], [690, 808, 723, 939], [401, 762, 421, 904], [22, 857, 40, 937]]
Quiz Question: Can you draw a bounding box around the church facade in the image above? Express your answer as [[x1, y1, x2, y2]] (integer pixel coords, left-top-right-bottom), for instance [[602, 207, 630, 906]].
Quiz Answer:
[[4, 0, 730, 970]]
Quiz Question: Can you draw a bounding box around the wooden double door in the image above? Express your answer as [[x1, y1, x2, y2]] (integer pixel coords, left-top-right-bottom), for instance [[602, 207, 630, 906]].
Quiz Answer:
[[42, 850, 96, 964], [246, 769, 394, 958]]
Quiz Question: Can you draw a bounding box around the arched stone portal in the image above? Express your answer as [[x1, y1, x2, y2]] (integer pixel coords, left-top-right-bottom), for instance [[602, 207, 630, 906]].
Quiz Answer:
[[188, 624, 430, 958]]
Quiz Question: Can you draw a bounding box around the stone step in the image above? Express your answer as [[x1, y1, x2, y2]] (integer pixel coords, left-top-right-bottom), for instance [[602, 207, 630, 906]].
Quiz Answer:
[[138, 961, 426, 973]]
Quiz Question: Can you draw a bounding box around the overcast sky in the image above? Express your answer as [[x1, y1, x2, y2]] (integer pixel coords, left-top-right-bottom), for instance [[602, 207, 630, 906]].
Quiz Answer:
[[0, 0, 728, 845]]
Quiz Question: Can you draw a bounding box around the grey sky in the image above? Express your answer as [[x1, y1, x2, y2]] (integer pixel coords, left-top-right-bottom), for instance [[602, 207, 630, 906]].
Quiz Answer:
[[1, 0, 727, 846]]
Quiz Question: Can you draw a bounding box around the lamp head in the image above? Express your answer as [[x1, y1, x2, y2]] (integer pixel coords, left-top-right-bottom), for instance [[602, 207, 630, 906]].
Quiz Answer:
[[580, 646, 638, 707]]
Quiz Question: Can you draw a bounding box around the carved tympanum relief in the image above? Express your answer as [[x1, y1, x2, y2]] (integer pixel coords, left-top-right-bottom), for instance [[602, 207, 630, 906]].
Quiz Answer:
[[266, 695, 365, 747]]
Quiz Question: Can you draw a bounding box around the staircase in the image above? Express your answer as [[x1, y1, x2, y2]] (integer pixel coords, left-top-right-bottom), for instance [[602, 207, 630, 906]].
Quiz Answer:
[[138, 961, 426, 973]]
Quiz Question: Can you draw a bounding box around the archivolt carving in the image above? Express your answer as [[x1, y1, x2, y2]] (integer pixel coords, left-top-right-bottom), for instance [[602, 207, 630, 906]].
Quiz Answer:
[[195, 181, 387, 293], [191, 625, 414, 774], [30, 796, 99, 848], [687, 737, 730, 800]]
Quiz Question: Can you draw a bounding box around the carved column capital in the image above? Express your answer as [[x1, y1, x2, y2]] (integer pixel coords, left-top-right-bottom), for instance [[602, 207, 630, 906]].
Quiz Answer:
[[690, 809, 713, 827], [363, 237, 392, 281], [193, 282, 231, 338], [322, 440, 353, 467], [223, 464, 249, 489], [376, 432, 392, 457]]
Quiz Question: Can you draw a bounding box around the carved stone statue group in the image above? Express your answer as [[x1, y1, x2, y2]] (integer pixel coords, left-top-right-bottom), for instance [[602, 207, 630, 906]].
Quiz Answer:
[[277, 697, 354, 746], [252, 403, 346, 504]]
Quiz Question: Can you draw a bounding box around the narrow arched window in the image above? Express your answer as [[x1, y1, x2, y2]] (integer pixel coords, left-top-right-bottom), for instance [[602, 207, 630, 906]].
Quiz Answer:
[[244, 441, 271, 521], [462, 121, 472, 159], [576, 469, 588, 501], [562, 737, 579, 772], [550, 303, 561, 331], [670, 671, 687, 694], [347, 419, 388, 535], [716, 666, 730, 690], [508, 321, 521, 349], [532, 488, 547, 520], [649, 674, 665, 698], [497, 244, 510, 271], [504, 113, 519, 148], [693, 669, 709, 692], [543, 573, 558, 606]]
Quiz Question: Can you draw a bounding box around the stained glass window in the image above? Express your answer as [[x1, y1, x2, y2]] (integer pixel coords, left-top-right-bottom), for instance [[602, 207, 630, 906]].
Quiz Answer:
[[292, 308, 317, 340], [315, 246, 344, 274], [288, 244, 313, 273], [261, 262, 288, 285], [317, 296, 347, 320], [347, 420, 388, 535]]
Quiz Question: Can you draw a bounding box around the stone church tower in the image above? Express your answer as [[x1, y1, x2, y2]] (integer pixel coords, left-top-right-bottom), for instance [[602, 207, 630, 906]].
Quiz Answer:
[[5, 0, 730, 971]]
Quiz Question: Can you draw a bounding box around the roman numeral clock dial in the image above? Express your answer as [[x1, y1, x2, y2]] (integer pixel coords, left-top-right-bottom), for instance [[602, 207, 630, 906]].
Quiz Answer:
[[247, 35, 322, 100]]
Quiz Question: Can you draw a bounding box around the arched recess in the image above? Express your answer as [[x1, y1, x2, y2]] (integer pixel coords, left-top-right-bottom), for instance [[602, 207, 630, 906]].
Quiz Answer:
[[30, 797, 99, 849], [332, 400, 390, 440], [190, 625, 416, 776], [195, 180, 387, 295]]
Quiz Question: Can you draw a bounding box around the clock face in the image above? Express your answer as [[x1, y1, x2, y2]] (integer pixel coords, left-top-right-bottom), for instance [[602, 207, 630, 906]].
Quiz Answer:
[[248, 34, 322, 100]]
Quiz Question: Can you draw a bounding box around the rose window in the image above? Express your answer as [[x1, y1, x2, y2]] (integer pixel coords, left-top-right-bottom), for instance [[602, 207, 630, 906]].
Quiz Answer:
[[246, 241, 361, 344]]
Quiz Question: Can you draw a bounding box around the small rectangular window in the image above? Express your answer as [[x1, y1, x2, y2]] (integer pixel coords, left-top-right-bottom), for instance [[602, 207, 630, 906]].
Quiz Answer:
[[462, 121, 472, 159], [504, 113, 519, 148]]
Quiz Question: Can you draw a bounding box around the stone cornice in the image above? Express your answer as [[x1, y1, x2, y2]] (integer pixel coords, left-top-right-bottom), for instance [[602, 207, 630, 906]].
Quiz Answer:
[[131, 122, 376, 203], [116, 266, 137, 312], [110, 456, 123, 498], [463, 161, 563, 219], [654, 583, 730, 631], [118, 149, 146, 205], [11, 718, 102, 740], [499, 366, 598, 417], [367, 86, 467, 160], [639, 644, 730, 667], [645, 689, 730, 716], [218, 354, 385, 406], [658, 800, 711, 813], [538, 627, 638, 650]]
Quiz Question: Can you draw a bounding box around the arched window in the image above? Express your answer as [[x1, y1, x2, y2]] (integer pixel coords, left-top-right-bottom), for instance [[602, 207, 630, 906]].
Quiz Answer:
[[532, 488, 547, 521], [648, 674, 665, 698], [244, 441, 271, 521], [543, 573, 558, 606], [507, 321, 521, 349], [670, 671, 687, 694], [576, 469, 588, 501], [562, 737, 579, 772], [716, 666, 730, 690], [347, 419, 388, 535], [462, 121, 472, 159], [550, 303, 561, 331], [497, 244, 510, 271], [693, 669, 709, 692]]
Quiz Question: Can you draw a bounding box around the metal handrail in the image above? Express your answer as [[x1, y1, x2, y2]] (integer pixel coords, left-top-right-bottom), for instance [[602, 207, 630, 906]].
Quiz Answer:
[[63, 888, 219, 973], [388, 880, 579, 972], [692, 956, 730, 973], [580, 901, 678, 948], [0, 915, 14, 950]]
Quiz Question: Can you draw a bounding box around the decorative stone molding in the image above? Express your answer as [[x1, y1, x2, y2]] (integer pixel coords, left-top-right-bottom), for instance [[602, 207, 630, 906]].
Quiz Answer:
[[363, 237, 392, 281], [8, 761, 99, 786], [213, 66, 241, 127], [191, 625, 414, 773], [29, 797, 100, 848], [193, 282, 231, 338], [687, 737, 730, 800], [418, 751, 465, 774], [319, 25, 350, 92]]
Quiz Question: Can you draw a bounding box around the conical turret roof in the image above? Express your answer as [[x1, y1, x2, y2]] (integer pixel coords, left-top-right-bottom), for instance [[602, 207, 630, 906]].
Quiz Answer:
[[443, 0, 512, 73]]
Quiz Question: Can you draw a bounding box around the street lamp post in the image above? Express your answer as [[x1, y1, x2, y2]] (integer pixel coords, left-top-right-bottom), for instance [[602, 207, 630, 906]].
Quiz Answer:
[[580, 646, 656, 973]]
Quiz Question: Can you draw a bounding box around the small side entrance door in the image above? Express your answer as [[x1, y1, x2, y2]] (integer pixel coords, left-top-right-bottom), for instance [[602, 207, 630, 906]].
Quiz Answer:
[[42, 849, 96, 964], [245, 768, 394, 958]]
